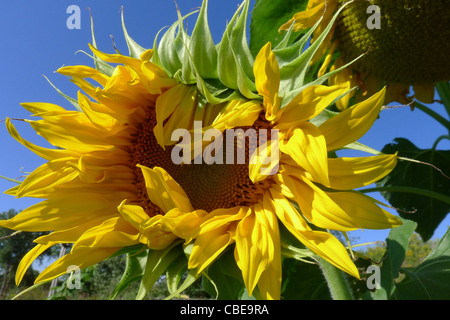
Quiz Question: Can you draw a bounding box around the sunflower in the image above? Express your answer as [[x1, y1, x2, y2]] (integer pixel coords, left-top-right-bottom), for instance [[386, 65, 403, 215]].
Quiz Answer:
[[1, 0, 401, 300], [280, 0, 450, 110]]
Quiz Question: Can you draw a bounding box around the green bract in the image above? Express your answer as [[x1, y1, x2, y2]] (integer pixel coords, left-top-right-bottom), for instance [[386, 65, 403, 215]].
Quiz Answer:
[[95, 0, 359, 108]]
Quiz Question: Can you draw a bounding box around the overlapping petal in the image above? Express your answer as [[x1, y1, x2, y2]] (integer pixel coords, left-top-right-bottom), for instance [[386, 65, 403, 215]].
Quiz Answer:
[[319, 87, 386, 151]]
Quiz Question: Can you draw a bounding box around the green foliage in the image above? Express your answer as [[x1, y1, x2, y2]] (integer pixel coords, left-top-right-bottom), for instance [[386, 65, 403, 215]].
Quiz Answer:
[[3, 1, 450, 302], [281, 259, 332, 300], [369, 218, 417, 299], [393, 228, 450, 299], [360, 220, 450, 300], [201, 246, 248, 300], [249, 0, 309, 56], [379, 138, 450, 241], [377, 80, 450, 242], [0, 209, 53, 299]]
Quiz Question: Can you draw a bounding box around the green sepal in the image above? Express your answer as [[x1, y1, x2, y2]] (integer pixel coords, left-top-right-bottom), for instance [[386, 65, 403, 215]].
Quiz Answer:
[[278, 1, 363, 108], [42, 75, 81, 112], [217, 0, 258, 100], [175, 10, 197, 84], [156, 19, 184, 77], [226, 0, 255, 85], [88, 11, 115, 76], [189, 0, 218, 79], [217, 3, 243, 90], [155, 10, 198, 81], [121, 8, 147, 59]]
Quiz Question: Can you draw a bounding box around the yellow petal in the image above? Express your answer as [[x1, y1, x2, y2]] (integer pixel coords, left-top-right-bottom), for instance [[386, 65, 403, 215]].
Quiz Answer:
[[20, 102, 69, 116], [188, 207, 248, 274], [326, 191, 403, 229], [276, 84, 348, 129], [257, 194, 282, 300], [138, 165, 193, 214], [234, 208, 268, 296], [28, 116, 117, 153], [117, 201, 188, 249], [258, 264, 281, 300], [0, 195, 116, 232], [33, 217, 114, 246], [162, 208, 208, 242], [317, 40, 337, 77], [279, 123, 330, 186], [32, 218, 138, 283], [319, 87, 386, 151], [279, 1, 327, 31], [328, 154, 397, 190], [282, 173, 358, 231], [16, 158, 79, 198], [5, 118, 74, 161], [153, 84, 194, 148], [283, 173, 401, 231], [140, 215, 179, 250], [235, 196, 281, 299], [140, 60, 178, 94], [328, 57, 357, 111], [209, 100, 263, 131], [58, 65, 109, 86], [269, 188, 360, 279], [249, 134, 280, 183], [35, 247, 119, 284], [71, 217, 139, 251], [117, 201, 150, 233], [16, 244, 53, 285], [89, 44, 142, 71], [254, 42, 280, 122], [140, 48, 154, 61], [77, 92, 121, 131]]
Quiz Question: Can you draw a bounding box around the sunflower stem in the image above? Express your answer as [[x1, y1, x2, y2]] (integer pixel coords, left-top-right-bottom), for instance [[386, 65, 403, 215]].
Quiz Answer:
[[436, 82, 450, 122], [317, 258, 354, 300], [414, 101, 450, 131]]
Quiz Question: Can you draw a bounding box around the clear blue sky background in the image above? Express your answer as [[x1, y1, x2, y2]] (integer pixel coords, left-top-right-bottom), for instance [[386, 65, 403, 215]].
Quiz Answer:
[[0, 0, 448, 254]]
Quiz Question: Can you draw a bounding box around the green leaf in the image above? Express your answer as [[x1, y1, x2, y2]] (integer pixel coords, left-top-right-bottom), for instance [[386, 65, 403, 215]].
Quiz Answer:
[[202, 247, 246, 300], [379, 138, 450, 241], [393, 228, 450, 299], [165, 254, 188, 295], [136, 242, 183, 300], [109, 249, 148, 300], [436, 81, 450, 120], [249, 0, 309, 57], [282, 259, 332, 300], [370, 217, 417, 300], [165, 268, 200, 300]]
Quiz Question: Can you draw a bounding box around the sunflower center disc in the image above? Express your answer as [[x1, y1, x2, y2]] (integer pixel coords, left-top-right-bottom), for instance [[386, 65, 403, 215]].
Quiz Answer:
[[336, 0, 450, 85], [132, 108, 275, 216]]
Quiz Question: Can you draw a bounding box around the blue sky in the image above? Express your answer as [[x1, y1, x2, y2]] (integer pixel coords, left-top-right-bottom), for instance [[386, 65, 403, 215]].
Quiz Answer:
[[0, 0, 448, 251]]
